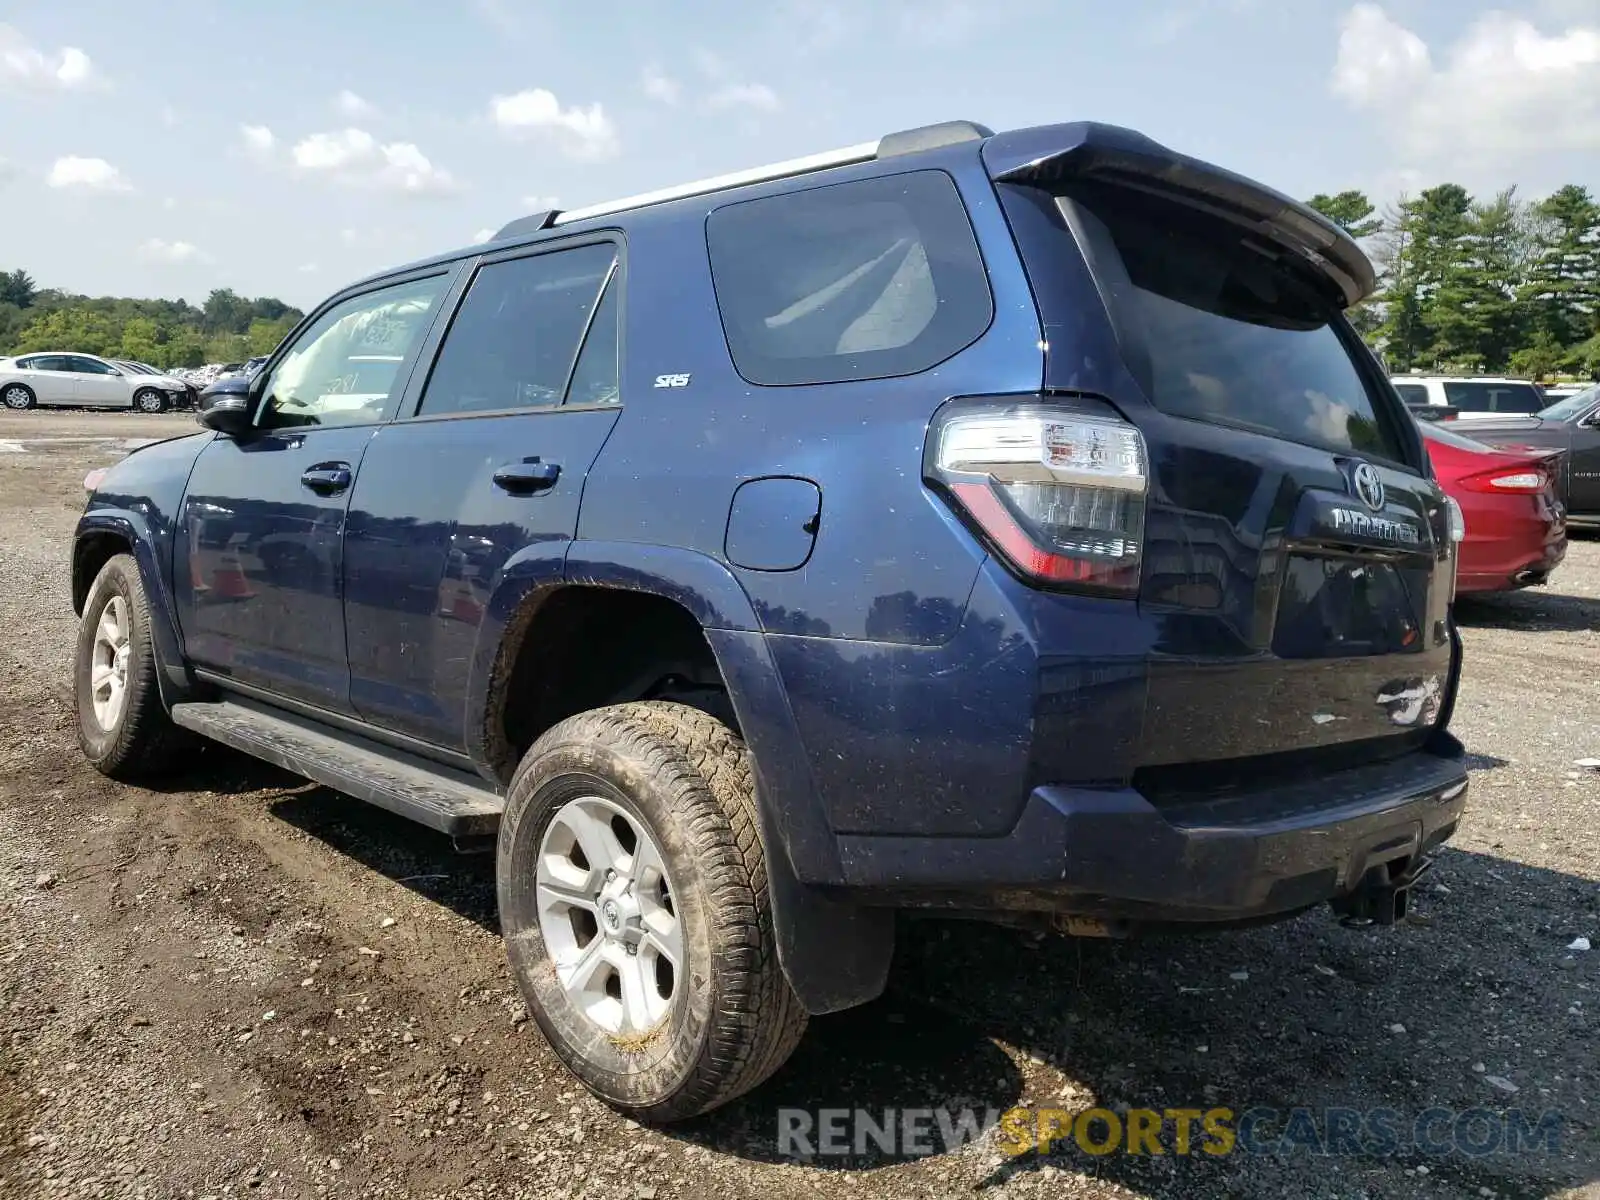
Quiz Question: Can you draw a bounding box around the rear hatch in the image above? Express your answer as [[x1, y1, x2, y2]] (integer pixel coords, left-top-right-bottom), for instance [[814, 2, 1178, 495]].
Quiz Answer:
[[982, 125, 1457, 791]]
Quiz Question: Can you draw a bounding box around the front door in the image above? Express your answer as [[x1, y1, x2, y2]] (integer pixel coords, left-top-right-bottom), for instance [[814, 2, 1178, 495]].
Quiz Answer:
[[343, 240, 623, 747], [67, 356, 130, 407], [172, 271, 455, 711]]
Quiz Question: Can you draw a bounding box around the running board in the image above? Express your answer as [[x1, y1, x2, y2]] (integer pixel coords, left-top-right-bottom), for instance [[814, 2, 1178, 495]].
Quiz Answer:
[[170, 698, 504, 838]]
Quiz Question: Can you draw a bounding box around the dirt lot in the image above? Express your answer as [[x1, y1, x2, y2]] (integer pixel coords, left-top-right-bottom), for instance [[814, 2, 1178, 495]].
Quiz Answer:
[[0, 407, 1596, 1200]]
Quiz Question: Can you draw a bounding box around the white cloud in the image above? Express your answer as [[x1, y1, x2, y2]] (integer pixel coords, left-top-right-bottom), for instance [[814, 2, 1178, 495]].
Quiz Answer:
[[706, 82, 780, 113], [519, 194, 560, 211], [1333, 4, 1600, 161], [336, 89, 376, 119], [297, 262, 320, 274], [489, 88, 619, 159], [472, 228, 496, 244], [291, 128, 459, 195], [0, 25, 94, 90], [46, 156, 130, 192], [0, 157, 17, 187], [138, 238, 209, 264], [641, 65, 681, 105], [240, 124, 275, 156]]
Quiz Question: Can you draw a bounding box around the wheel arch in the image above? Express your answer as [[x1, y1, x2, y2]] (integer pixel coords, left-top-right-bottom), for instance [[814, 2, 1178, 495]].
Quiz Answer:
[[72, 512, 191, 706], [473, 539, 894, 1015]]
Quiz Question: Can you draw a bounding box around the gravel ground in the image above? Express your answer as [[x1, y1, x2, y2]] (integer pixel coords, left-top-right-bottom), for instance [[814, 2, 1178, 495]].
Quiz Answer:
[[0, 408, 1596, 1200]]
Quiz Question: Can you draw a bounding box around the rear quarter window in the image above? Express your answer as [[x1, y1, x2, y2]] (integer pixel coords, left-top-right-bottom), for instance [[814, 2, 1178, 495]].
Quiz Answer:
[[706, 170, 993, 386], [1392, 383, 1429, 406]]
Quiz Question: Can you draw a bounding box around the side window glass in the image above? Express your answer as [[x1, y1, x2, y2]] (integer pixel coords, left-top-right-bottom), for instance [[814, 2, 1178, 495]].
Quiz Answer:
[[259, 275, 448, 429], [564, 267, 621, 406], [415, 243, 616, 418], [1392, 384, 1427, 405], [706, 170, 993, 386], [73, 357, 116, 375], [1442, 382, 1491, 412]]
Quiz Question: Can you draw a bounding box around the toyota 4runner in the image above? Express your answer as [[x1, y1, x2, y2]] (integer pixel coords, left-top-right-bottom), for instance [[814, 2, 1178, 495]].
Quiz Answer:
[[71, 119, 1470, 1122]]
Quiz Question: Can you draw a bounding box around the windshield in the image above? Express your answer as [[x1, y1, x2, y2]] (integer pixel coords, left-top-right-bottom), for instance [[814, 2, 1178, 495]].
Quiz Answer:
[[1539, 385, 1599, 422], [1056, 182, 1405, 462]]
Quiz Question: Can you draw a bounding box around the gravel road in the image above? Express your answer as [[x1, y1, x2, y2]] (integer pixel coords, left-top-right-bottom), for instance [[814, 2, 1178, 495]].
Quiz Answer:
[[1, 409, 1596, 1200]]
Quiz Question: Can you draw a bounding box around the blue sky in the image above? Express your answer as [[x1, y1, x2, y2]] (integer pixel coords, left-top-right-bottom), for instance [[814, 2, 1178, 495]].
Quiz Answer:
[[2, 0, 1597, 308]]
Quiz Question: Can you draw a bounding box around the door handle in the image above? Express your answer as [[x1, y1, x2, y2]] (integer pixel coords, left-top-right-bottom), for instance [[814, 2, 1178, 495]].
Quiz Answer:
[[300, 463, 353, 495], [492, 458, 561, 495]]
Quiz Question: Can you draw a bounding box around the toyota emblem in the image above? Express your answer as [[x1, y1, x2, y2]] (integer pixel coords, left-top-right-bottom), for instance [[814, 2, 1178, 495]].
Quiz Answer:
[[1352, 462, 1385, 512]]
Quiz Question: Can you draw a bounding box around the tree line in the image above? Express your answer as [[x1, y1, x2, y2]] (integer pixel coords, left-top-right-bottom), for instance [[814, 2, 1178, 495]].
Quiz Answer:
[[1307, 183, 1599, 379], [0, 270, 303, 369], [4, 180, 1597, 379]]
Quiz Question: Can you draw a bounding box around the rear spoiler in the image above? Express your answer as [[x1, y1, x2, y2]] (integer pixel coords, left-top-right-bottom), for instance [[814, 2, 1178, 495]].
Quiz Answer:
[[981, 122, 1377, 308]]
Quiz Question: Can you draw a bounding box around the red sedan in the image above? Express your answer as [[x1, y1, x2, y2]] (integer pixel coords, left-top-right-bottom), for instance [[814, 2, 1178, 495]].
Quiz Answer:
[[1419, 421, 1567, 594]]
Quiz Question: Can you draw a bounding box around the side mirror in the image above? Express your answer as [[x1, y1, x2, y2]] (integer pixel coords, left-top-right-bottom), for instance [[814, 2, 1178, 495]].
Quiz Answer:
[[196, 377, 256, 436]]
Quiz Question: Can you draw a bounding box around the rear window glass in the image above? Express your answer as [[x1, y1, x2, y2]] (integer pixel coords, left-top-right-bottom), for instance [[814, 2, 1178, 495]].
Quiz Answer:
[[1057, 183, 1403, 461], [1441, 381, 1544, 414], [706, 170, 992, 386]]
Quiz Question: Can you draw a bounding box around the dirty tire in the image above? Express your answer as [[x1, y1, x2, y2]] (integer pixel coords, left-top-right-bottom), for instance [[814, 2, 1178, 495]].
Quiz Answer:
[[498, 701, 807, 1122], [74, 554, 194, 779], [133, 388, 168, 414]]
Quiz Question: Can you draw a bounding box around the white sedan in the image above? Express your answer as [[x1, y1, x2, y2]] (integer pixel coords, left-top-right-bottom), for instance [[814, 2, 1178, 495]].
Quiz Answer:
[[0, 352, 192, 413]]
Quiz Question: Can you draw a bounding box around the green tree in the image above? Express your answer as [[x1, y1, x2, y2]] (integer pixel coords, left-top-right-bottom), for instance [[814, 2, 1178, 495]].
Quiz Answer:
[[1429, 189, 1528, 371], [1307, 190, 1383, 239], [1521, 184, 1600, 352], [118, 316, 164, 365], [204, 332, 251, 363], [163, 328, 207, 369], [11, 307, 119, 356], [201, 288, 250, 334], [0, 269, 37, 309], [246, 314, 297, 356]]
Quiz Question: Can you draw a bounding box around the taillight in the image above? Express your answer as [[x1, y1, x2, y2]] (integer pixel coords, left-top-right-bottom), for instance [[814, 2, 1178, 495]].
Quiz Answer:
[[1457, 467, 1546, 494], [926, 397, 1148, 595], [84, 467, 109, 496]]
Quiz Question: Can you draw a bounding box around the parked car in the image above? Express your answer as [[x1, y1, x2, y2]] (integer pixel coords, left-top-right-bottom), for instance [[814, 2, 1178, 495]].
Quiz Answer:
[[1417, 420, 1566, 592], [1460, 384, 1600, 528], [1389, 374, 1546, 421], [0, 352, 192, 412], [113, 360, 199, 409], [1540, 383, 1589, 403], [69, 118, 1470, 1122]]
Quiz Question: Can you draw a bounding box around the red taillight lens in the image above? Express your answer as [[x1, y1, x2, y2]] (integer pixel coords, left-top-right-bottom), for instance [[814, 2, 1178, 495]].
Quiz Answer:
[[83, 467, 109, 496], [927, 398, 1148, 595]]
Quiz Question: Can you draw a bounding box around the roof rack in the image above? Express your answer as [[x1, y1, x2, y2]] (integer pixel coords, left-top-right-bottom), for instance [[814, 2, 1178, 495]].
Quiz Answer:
[[490, 120, 991, 242]]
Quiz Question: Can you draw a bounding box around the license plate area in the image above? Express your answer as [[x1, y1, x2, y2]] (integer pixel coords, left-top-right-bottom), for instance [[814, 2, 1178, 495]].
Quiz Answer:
[[1273, 554, 1428, 659]]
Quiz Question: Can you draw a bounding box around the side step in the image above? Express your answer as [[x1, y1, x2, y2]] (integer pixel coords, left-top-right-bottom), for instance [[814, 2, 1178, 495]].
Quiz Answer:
[[170, 698, 505, 838]]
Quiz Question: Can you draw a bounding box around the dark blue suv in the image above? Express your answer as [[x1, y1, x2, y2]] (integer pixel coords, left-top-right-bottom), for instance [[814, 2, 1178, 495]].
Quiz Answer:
[[70, 120, 1470, 1121]]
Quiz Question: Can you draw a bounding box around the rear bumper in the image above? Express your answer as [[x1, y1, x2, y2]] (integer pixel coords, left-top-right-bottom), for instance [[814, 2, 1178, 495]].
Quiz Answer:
[[833, 743, 1468, 925]]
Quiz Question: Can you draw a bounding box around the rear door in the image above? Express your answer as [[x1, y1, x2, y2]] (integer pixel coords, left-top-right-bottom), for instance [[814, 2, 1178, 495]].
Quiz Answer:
[[989, 145, 1455, 778], [22, 355, 76, 404], [342, 238, 624, 749]]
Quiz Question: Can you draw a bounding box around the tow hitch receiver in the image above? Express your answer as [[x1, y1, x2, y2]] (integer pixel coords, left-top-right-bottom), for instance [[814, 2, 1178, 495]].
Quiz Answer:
[[1331, 857, 1433, 927]]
